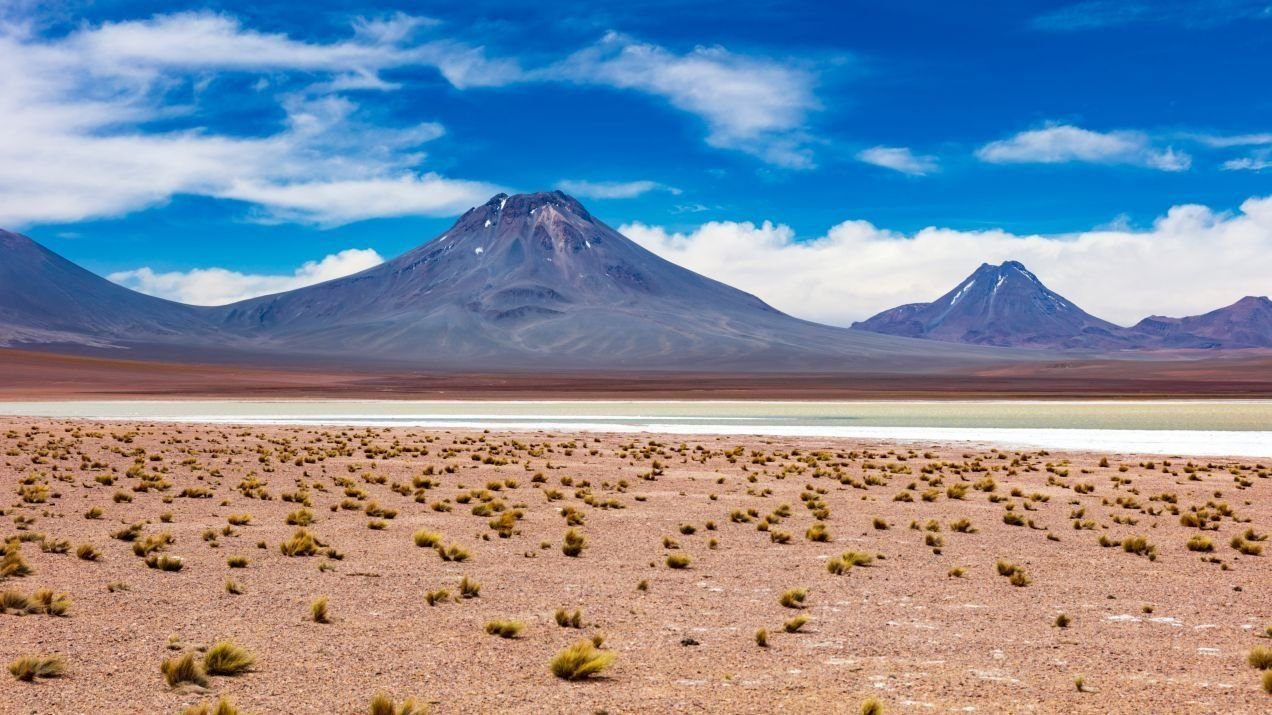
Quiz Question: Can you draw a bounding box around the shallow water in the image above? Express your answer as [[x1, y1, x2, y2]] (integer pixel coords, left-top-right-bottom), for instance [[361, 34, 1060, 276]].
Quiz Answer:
[[1, 399, 1270, 457]]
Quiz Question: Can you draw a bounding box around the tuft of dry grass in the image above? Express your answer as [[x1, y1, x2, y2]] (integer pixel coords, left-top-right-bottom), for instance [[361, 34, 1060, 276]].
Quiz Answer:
[[369, 693, 427, 715], [860, 698, 884, 715], [180, 696, 243, 715], [778, 588, 808, 609], [9, 655, 65, 681], [458, 576, 481, 599], [1249, 646, 1272, 670], [555, 609, 583, 628], [561, 528, 588, 557], [1, 540, 32, 578], [484, 619, 524, 638], [550, 640, 615, 680], [203, 640, 255, 676], [755, 628, 768, 647], [413, 530, 442, 548], [311, 596, 330, 623], [665, 553, 691, 569], [161, 651, 208, 688], [145, 554, 184, 572], [279, 529, 319, 557], [783, 614, 809, 633]]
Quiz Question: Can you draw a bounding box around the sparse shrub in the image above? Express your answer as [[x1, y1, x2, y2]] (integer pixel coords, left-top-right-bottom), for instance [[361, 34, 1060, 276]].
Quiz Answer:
[[459, 576, 481, 599], [204, 640, 255, 676], [311, 596, 330, 623], [225, 579, 244, 595], [555, 609, 583, 628], [778, 588, 807, 609], [755, 628, 768, 647], [9, 655, 65, 681], [561, 529, 587, 557], [805, 523, 830, 542], [550, 640, 614, 680], [1122, 535, 1158, 560], [180, 696, 243, 715], [436, 543, 471, 562], [665, 553, 691, 569], [285, 509, 313, 526], [227, 555, 249, 568], [484, 619, 524, 638], [413, 530, 442, 548], [783, 614, 809, 633], [425, 589, 450, 606], [369, 693, 427, 715], [860, 698, 884, 715], [1249, 646, 1272, 670], [280, 529, 319, 557], [145, 554, 184, 572], [1187, 535, 1214, 552], [1055, 613, 1071, 628], [77, 543, 101, 561], [162, 651, 208, 688]]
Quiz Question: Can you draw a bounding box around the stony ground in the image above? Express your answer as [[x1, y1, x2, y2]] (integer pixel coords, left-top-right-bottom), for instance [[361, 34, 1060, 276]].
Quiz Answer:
[[0, 418, 1269, 714]]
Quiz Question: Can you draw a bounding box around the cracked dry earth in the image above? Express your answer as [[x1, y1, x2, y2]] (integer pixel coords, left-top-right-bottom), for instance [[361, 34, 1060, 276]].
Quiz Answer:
[[0, 418, 1269, 714]]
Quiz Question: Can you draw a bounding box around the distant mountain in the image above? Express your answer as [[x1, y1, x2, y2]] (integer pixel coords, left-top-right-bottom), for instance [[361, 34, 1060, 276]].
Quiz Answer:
[[1128, 296, 1272, 349], [0, 193, 993, 371], [852, 261, 1132, 350], [0, 229, 216, 349], [854, 261, 1272, 351]]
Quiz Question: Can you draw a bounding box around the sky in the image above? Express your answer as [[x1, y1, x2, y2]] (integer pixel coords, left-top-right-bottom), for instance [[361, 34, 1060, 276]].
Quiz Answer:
[[2, 0, 1271, 326]]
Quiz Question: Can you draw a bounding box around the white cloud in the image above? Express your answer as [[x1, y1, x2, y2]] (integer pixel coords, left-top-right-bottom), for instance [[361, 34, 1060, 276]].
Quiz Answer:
[[0, 13, 505, 227], [109, 248, 385, 306], [1222, 150, 1272, 171], [549, 32, 819, 168], [555, 179, 680, 200], [856, 146, 938, 175], [620, 195, 1272, 327], [977, 124, 1191, 171]]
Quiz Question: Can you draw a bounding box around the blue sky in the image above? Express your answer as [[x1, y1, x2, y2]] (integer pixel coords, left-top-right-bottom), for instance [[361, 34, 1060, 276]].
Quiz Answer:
[[3, 1, 1271, 324]]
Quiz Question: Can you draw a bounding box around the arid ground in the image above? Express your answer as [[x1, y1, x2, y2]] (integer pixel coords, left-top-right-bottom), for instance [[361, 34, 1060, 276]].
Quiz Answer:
[[1, 419, 1269, 714], [6, 348, 1272, 399]]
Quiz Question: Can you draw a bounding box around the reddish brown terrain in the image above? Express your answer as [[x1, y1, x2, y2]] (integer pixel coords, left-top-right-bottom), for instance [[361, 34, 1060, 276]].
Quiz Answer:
[[5, 348, 1272, 400], [1, 419, 1269, 713]]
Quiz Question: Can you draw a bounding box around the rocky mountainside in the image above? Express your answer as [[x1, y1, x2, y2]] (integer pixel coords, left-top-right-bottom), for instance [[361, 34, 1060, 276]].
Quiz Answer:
[[852, 261, 1132, 350]]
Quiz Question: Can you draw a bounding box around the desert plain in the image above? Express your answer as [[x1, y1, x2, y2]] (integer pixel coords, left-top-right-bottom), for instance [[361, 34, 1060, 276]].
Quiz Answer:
[[1, 418, 1269, 714]]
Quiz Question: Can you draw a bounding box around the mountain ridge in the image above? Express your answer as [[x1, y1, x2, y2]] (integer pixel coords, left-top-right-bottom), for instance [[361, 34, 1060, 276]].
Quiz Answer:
[[854, 261, 1271, 351]]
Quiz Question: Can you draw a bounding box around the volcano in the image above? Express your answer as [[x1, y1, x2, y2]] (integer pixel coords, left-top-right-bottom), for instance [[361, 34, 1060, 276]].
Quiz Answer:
[[852, 261, 1132, 350], [1127, 296, 1272, 349]]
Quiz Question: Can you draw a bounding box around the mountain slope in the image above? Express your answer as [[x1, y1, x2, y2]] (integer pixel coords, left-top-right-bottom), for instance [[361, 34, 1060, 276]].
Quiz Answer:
[[852, 261, 1131, 350], [212, 191, 979, 370], [1128, 296, 1272, 349], [0, 229, 215, 348]]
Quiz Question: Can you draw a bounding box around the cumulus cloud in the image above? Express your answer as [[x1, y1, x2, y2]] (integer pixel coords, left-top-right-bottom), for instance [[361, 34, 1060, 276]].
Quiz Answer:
[[0, 11, 825, 230], [977, 124, 1191, 171], [549, 32, 820, 168], [620, 195, 1272, 327], [0, 13, 506, 227], [109, 248, 384, 306], [856, 146, 938, 175], [555, 179, 680, 200]]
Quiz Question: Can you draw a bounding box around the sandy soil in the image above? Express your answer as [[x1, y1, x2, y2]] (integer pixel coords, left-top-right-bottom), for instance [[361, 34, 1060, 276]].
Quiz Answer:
[[6, 347, 1272, 399], [1, 418, 1269, 714]]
